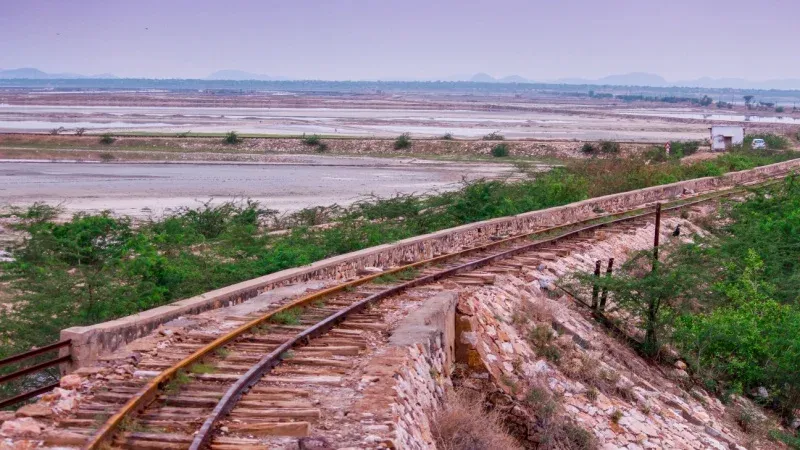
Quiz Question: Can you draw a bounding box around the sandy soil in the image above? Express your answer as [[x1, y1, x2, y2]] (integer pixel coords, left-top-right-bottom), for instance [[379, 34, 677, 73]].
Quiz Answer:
[[0, 157, 517, 218], [3, 91, 794, 142]]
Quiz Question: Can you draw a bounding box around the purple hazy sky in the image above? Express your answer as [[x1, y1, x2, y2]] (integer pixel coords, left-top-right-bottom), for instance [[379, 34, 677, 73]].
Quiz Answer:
[[1, 0, 796, 80]]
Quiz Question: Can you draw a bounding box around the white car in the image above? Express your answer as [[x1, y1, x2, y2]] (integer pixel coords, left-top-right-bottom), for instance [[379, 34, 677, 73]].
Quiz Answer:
[[751, 138, 767, 149]]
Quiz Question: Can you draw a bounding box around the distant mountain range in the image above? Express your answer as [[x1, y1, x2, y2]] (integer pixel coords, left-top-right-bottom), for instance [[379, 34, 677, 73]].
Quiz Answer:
[[0, 68, 117, 79], [466, 72, 800, 90], [3, 67, 800, 90], [206, 70, 289, 81]]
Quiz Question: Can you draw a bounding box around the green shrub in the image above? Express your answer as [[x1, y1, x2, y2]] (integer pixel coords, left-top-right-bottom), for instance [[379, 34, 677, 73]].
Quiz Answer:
[[394, 133, 411, 149], [580, 143, 596, 154], [669, 140, 701, 158], [769, 430, 800, 449], [224, 131, 241, 145], [99, 133, 115, 145], [303, 134, 321, 146], [599, 140, 620, 154], [482, 131, 504, 141], [441, 132, 454, 140], [776, 106, 785, 113], [315, 142, 328, 153], [491, 143, 509, 157], [98, 152, 115, 162]]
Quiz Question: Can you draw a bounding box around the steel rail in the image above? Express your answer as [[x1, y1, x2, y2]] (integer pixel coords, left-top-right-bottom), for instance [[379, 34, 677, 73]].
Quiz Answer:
[[0, 355, 72, 384], [0, 339, 71, 369], [0, 382, 61, 409], [84, 174, 790, 450]]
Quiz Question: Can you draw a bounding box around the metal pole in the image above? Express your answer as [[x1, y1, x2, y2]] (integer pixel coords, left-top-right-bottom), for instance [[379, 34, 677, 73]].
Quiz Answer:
[[599, 258, 614, 311], [652, 203, 662, 271], [591, 260, 602, 309]]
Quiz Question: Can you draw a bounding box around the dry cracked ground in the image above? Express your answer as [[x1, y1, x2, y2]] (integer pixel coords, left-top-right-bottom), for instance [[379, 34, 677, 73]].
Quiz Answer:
[[0, 204, 790, 449]]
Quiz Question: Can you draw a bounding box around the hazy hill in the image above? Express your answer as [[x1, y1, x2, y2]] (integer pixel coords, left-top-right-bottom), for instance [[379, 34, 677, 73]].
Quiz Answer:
[[0, 68, 117, 79], [206, 70, 288, 81]]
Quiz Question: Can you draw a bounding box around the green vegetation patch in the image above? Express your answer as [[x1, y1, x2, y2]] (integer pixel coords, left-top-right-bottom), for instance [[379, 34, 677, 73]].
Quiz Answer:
[[269, 308, 302, 325], [393, 133, 411, 149], [574, 176, 800, 424]]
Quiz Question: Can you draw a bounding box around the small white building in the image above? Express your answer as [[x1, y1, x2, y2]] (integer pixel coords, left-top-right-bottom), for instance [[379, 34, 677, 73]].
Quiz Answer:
[[710, 126, 744, 151]]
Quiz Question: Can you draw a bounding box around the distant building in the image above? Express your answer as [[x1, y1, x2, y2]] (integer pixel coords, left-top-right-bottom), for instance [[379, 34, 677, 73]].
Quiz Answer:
[[710, 126, 744, 151]]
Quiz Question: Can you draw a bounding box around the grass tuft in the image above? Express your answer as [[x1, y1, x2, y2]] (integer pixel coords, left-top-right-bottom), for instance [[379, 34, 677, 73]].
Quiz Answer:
[[270, 308, 302, 325]]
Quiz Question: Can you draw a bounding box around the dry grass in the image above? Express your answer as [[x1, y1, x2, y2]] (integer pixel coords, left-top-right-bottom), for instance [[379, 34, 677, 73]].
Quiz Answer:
[[523, 377, 599, 450], [432, 391, 523, 450]]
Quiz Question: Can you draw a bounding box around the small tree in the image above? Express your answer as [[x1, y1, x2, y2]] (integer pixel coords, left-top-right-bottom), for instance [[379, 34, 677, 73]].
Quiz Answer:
[[575, 245, 710, 356], [49, 127, 65, 135], [441, 132, 454, 140], [743, 95, 754, 106], [75, 128, 86, 136], [224, 131, 241, 145], [394, 133, 411, 150], [580, 143, 596, 154]]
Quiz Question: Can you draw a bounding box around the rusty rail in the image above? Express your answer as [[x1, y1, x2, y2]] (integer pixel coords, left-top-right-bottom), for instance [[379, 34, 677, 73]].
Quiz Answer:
[[85, 174, 791, 449], [0, 339, 72, 408]]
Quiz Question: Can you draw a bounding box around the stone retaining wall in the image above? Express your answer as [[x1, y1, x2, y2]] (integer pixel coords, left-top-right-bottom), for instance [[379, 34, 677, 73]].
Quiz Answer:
[[355, 291, 457, 449], [61, 158, 800, 368]]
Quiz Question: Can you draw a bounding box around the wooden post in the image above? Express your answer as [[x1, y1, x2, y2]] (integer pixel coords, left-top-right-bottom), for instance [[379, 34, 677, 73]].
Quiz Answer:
[[599, 258, 614, 311], [591, 260, 602, 309], [652, 203, 662, 271]]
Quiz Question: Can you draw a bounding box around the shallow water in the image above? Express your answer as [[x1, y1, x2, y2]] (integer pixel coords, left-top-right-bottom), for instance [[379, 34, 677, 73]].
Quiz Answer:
[[620, 111, 800, 124]]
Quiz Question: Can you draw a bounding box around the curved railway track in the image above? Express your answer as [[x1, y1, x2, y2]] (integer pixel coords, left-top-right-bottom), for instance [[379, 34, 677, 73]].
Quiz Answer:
[[31, 176, 787, 450]]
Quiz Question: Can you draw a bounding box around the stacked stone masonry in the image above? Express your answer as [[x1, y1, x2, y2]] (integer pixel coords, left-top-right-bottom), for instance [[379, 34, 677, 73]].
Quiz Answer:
[[355, 291, 457, 449]]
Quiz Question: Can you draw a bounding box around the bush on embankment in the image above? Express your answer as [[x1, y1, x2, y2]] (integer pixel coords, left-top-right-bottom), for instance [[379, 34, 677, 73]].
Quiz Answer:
[[0, 148, 796, 359], [575, 176, 800, 429]]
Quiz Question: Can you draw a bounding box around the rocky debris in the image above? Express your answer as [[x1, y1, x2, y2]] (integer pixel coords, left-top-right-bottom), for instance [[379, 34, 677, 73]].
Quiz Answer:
[[0, 417, 44, 438], [14, 404, 52, 418], [59, 374, 82, 390], [358, 266, 384, 275]]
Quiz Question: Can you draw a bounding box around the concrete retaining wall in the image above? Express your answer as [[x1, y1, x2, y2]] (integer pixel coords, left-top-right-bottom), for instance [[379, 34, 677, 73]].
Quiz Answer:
[[61, 158, 800, 367]]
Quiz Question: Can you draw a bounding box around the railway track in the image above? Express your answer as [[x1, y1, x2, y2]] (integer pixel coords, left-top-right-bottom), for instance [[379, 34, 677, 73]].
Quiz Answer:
[[15, 175, 790, 449]]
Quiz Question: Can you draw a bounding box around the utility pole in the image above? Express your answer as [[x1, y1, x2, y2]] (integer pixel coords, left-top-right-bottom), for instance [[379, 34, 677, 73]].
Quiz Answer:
[[652, 203, 662, 271]]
